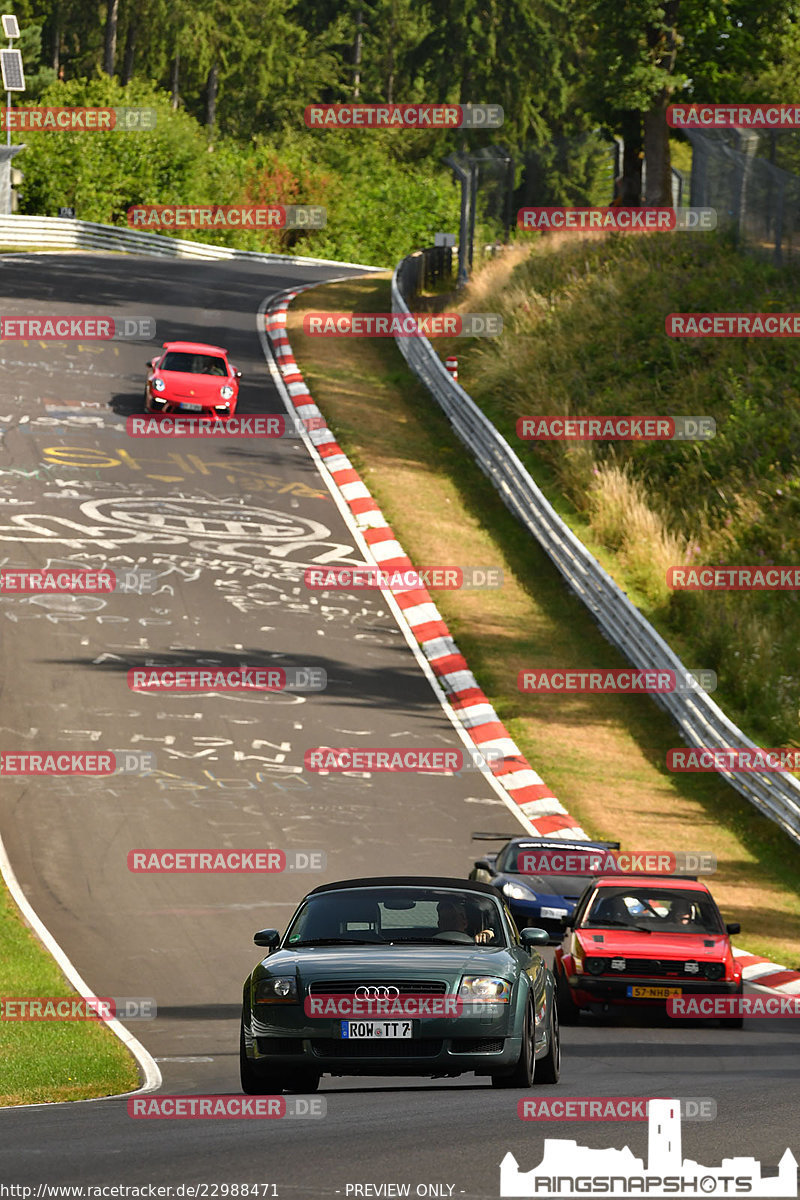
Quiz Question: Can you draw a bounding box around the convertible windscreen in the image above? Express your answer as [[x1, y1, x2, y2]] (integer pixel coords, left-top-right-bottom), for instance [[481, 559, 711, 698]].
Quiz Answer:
[[581, 888, 724, 934], [159, 352, 228, 376], [285, 887, 507, 947]]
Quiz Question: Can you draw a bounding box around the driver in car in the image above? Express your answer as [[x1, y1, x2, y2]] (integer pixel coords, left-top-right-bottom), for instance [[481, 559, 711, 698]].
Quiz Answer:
[[437, 897, 495, 943]]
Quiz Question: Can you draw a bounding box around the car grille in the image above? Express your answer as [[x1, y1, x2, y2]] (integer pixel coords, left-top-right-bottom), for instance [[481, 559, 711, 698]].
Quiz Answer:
[[310, 1039, 443, 1059], [256, 1038, 304, 1055], [306, 980, 448, 995], [450, 1038, 504, 1053], [588, 957, 720, 978]]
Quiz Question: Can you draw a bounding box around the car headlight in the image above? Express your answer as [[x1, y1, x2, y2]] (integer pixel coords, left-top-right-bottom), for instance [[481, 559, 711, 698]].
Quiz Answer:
[[152, 378, 166, 393], [459, 976, 511, 1003], [703, 962, 725, 981], [502, 881, 537, 902], [585, 957, 606, 976], [254, 976, 298, 1004], [219, 385, 235, 400]]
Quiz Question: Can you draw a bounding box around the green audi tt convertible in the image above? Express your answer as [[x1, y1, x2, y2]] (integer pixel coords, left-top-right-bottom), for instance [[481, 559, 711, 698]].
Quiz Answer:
[[240, 876, 561, 1092]]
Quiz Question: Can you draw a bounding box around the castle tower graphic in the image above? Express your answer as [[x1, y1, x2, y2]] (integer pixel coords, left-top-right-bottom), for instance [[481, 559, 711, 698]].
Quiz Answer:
[[500, 1098, 798, 1198]]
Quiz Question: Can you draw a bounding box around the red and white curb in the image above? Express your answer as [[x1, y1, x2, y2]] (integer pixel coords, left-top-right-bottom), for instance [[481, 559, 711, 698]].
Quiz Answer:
[[261, 286, 800, 997]]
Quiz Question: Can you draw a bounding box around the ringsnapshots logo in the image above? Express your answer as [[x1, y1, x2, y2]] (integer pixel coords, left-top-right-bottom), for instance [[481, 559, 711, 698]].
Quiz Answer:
[[518, 669, 717, 695], [499, 1098, 798, 1198], [518, 1097, 717, 1122], [127, 666, 326, 693], [516, 849, 716, 876], [128, 1096, 325, 1119], [668, 565, 800, 590], [667, 748, 800, 772], [127, 848, 325, 873], [0, 567, 156, 594], [0, 106, 157, 131], [305, 566, 503, 591], [127, 205, 326, 230], [304, 747, 504, 775], [0, 750, 156, 776], [667, 313, 800, 337], [668, 102, 800, 129], [304, 103, 503, 129], [517, 416, 715, 441], [302, 312, 502, 337], [0, 316, 155, 340], [518, 208, 716, 233]]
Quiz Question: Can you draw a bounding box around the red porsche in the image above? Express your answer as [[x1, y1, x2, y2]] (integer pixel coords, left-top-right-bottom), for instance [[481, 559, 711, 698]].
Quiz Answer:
[[554, 875, 744, 1027], [144, 341, 242, 418]]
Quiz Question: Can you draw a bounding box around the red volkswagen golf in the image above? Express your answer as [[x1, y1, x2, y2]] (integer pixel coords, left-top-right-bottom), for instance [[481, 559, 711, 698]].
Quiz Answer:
[[144, 341, 242, 418], [554, 875, 744, 1027]]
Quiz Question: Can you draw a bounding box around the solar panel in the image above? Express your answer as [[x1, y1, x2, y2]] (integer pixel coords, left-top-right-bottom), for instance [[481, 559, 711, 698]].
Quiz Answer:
[[1, 15, 20, 38], [1, 48, 24, 90]]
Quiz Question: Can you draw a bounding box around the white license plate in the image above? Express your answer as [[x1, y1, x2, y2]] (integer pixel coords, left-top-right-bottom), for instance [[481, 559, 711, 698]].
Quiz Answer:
[[340, 1020, 413, 1039], [541, 907, 568, 920], [179, 402, 203, 411]]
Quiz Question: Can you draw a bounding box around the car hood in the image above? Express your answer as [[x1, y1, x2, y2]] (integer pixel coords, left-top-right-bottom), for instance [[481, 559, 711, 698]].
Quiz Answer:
[[256, 945, 517, 979], [156, 369, 229, 399], [576, 929, 730, 958]]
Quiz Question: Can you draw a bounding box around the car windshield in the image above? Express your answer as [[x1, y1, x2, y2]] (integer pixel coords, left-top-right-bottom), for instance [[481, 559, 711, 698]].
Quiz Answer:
[[498, 844, 600, 896], [159, 351, 228, 376], [284, 887, 507, 947], [581, 888, 724, 934]]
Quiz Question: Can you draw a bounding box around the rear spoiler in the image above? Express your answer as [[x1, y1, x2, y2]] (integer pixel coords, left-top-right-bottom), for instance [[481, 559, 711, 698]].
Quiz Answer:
[[472, 833, 622, 851]]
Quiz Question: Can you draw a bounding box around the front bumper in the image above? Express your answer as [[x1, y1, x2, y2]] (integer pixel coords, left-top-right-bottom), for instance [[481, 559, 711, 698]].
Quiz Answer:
[[248, 1006, 520, 1075], [572, 974, 741, 1006], [146, 393, 234, 418]]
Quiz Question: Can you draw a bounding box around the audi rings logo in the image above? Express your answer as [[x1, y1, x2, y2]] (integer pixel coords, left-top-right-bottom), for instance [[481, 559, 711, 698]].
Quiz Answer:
[[354, 986, 400, 1000]]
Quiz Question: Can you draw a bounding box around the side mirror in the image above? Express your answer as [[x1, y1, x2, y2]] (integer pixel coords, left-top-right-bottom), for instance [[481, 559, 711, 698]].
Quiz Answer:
[[725, 922, 741, 935], [473, 858, 492, 872], [146, 360, 154, 369], [235, 369, 242, 379], [254, 928, 280, 949], [520, 927, 550, 947], [561, 915, 574, 930]]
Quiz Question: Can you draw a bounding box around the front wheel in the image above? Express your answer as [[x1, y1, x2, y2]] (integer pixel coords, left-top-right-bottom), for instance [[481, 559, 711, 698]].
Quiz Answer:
[[239, 1021, 287, 1095], [491, 1001, 535, 1088], [534, 999, 560, 1085]]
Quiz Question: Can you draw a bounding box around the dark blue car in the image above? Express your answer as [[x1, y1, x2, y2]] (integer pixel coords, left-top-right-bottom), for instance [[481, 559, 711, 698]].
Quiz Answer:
[[468, 834, 620, 942]]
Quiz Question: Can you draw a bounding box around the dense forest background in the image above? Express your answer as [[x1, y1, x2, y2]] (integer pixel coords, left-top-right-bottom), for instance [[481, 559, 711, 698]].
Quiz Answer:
[[7, 0, 800, 261]]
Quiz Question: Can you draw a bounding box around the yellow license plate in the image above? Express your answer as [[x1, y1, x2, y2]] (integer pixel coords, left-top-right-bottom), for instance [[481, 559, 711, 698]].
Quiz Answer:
[[627, 986, 683, 999]]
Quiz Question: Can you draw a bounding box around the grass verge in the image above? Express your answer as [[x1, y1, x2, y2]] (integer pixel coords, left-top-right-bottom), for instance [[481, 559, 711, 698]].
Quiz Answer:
[[0, 872, 140, 1106], [286, 271, 800, 969]]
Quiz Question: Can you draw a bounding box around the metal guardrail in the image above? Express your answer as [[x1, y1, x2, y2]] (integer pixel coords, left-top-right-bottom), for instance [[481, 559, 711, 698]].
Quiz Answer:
[[391, 253, 800, 848], [0, 214, 383, 271]]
